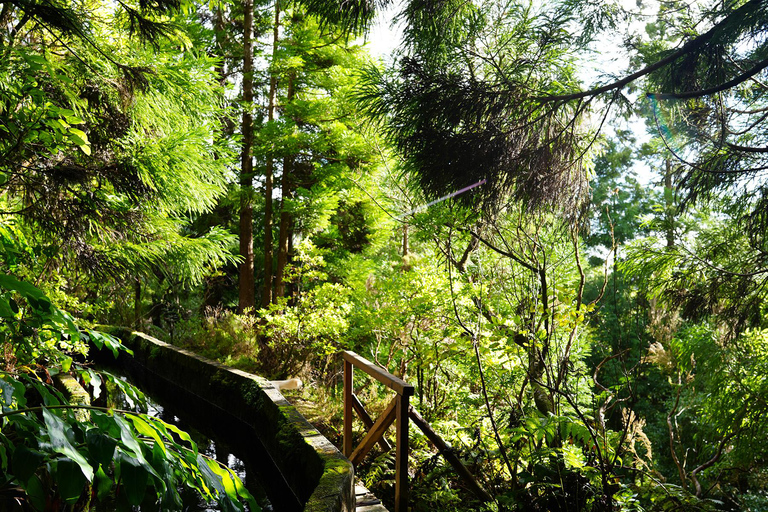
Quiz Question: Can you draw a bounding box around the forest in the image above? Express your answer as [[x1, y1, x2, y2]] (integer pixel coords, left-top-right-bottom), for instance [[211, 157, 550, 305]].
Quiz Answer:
[[0, 0, 767, 510]]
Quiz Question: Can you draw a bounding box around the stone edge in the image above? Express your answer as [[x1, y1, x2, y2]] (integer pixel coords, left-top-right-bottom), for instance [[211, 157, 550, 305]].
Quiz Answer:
[[103, 328, 354, 512]]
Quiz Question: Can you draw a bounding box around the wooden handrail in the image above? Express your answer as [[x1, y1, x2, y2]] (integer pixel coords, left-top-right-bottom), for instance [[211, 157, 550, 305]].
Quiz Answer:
[[342, 351, 414, 397], [341, 350, 492, 511], [343, 351, 410, 512]]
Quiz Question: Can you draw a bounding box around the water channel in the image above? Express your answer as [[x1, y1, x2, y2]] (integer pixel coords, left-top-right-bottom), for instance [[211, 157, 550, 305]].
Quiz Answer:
[[93, 365, 301, 512]]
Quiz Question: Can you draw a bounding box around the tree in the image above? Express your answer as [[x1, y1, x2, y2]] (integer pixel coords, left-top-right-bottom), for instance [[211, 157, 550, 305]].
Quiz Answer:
[[253, 6, 377, 303], [0, 0, 239, 307], [238, 0, 257, 313], [0, 1, 257, 508]]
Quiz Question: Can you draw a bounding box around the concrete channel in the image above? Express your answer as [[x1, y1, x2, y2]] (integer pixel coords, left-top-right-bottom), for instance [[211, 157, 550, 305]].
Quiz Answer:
[[92, 329, 364, 512]]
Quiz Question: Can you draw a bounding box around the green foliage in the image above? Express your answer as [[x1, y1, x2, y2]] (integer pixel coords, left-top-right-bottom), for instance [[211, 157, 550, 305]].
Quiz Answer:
[[174, 307, 261, 371], [0, 371, 258, 511], [0, 0, 238, 296], [0, 269, 257, 510], [256, 241, 353, 378]]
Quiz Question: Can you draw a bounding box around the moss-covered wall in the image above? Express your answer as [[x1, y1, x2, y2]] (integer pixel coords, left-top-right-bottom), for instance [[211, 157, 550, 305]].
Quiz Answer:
[[95, 328, 354, 512]]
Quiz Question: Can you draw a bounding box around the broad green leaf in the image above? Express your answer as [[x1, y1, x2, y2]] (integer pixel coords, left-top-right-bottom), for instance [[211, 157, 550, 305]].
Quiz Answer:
[[64, 114, 84, 125], [0, 297, 15, 318], [0, 274, 46, 300], [0, 378, 15, 407], [128, 415, 166, 456], [94, 465, 113, 501], [24, 474, 46, 511], [67, 128, 88, 145], [86, 429, 117, 467], [205, 458, 237, 501], [231, 466, 260, 511], [113, 416, 162, 486], [117, 452, 149, 506], [85, 368, 102, 399], [12, 445, 44, 483], [56, 458, 88, 504], [91, 411, 120, 438], [151, 416, 197, 453], [42, 408, 94, 482]]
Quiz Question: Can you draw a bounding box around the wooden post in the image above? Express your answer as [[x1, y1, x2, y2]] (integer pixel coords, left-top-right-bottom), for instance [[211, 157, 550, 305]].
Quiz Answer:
[[395, 393, 409, 512], [343, 359, 353, 457]]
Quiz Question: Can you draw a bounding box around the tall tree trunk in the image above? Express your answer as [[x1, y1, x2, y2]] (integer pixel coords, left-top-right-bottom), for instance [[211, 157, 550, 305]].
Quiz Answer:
[[237, 0, 255, 313], [274, 157, 294, 300], [261, 3, 281, 308], [274, 74, 295, 301]]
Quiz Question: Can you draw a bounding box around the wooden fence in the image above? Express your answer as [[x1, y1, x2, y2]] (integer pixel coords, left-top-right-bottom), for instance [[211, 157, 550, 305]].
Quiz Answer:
[[342, 351, 492, 512]]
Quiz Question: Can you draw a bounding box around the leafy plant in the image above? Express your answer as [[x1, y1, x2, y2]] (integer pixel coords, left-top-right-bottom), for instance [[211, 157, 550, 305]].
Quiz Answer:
[[0, 273, 258, 511]]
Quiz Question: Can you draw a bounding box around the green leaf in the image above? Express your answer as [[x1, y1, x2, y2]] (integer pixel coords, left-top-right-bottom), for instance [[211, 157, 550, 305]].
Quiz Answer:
[[0, 297, 15, 318], [94, 465, 113, 501], [128, 415, 166, 456], [113, 416, 162, 485], [12, 445, 44, 483], [151, 416, 197, 453], [232, 467, 259, 511], [67, 128, 91, 155], [117, 452, 149, 506], [67, 128, 88, 145], [0, 378, 15, 407], [562, 444, 586, 469], [0, 274, 46, 300], [24, 474, 46, 511], [87, 329, 132, 357], [64, 115, 85, 125], [56, 458, 87, 504], [42, 408, 94, 483], [91, 411, 120, 438], [86, 429, 117, 467], [85, 368, 102, 399], [205, 458, 237, 501]]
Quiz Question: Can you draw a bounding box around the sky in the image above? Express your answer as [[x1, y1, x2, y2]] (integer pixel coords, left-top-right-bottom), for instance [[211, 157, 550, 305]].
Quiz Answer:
[[360, 3, 403, 61]]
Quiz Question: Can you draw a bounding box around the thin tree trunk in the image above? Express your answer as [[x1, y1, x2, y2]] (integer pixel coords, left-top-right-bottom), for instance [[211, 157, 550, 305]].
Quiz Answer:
[[664, 159, 675, 248], [274, 159, 293, 300], [261, 3, 281, 308], [274, 74, 295, 301], [237, 0, 255, 313]]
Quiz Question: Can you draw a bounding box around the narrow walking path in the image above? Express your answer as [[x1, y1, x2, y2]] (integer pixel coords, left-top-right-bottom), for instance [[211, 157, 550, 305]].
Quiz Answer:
[[356, 483, 388, 512]]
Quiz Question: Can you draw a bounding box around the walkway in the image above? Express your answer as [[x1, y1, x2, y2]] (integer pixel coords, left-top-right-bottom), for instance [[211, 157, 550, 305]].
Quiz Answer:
[[356, 483, 388, 512]]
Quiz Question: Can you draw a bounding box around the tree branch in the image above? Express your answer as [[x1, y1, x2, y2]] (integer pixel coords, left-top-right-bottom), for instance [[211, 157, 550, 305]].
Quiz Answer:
[[532, 0, 765, 103]]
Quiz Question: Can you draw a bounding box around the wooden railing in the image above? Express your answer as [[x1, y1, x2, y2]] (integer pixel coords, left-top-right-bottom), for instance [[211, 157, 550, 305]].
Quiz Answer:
[[342, 351, 492, 512]]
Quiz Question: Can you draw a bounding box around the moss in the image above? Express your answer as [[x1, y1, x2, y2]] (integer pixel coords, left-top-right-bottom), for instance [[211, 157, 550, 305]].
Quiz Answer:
[[54, 374, 90, 422]]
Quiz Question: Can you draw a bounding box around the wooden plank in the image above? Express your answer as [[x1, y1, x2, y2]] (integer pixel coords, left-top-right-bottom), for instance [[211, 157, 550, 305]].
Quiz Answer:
[[409, 406, 493, 502], [351, 397, 397, 466], [344, 359, 353, 457], [342, 351, 414, 397], [352, 393, 392, 452], [394, 394, 409, 512]]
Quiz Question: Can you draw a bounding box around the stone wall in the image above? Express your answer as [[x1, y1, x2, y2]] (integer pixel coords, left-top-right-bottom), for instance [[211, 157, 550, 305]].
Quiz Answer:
[[95, 329, 354, 512]]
